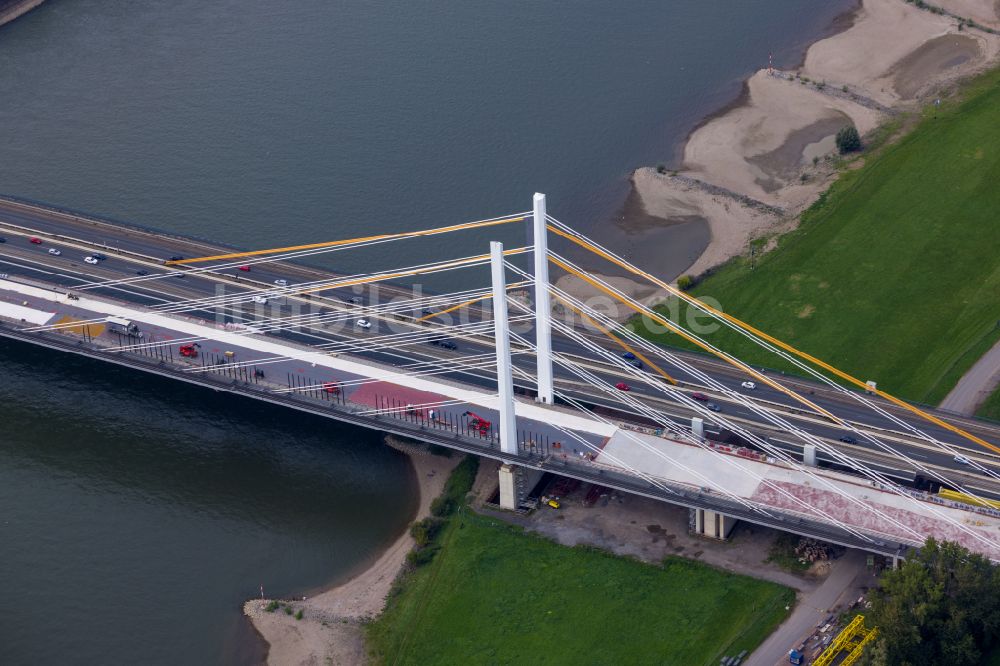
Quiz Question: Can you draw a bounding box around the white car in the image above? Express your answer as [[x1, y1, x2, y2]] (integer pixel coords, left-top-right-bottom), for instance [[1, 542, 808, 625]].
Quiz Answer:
[[741, 381, 756, 390], [84, 256, 99, 264], [251, 295, 268, 305], [48, 248, 62, 256], [274, 279, 288, 287], [954, 455, 971, 465], [356, 318, 372, 329]]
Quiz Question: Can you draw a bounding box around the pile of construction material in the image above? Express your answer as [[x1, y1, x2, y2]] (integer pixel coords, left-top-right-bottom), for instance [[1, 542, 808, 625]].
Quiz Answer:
[[795, 538, 838, 563]]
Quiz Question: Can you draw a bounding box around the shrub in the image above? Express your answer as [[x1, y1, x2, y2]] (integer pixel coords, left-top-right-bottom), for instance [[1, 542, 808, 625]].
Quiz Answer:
[[284, 606, 293, 616], [835, 125, 862, 154], [406, 545, 439, 566], [265, 600, 280, 612], [656, 164, 667, 174], [295, 609, 303, 620], [410, 517, 446, 547], [430, 495, 455, 518], [676, 275, 694, 291]]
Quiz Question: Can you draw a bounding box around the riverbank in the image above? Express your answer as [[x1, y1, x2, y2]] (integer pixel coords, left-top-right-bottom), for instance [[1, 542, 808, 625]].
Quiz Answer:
[[0, 0, 45, 28], [618, 0, 1000, 285], [243, 439, 461, 665]]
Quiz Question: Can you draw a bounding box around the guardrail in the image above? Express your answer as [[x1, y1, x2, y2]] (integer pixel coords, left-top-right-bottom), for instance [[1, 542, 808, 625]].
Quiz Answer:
[[0, 316, 914, 558]]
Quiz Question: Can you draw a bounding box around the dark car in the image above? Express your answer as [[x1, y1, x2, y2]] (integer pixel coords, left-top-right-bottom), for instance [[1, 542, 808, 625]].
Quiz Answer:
[[167, 255, 184, 262], [628, 359, 643, 369], [92, 252, 107, 260], [0, 237, 6, 243], [839, 435, 858, 445], [706, 402, 721, 412], [136, 269, 149, 276], [691, 392, 709, 401], [430, 338, 457, 350], [622, 351, 637, 361]]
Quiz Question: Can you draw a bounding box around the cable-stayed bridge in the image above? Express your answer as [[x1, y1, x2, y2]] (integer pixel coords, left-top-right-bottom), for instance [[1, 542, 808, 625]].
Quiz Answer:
[[1, 193, 1000, 563]]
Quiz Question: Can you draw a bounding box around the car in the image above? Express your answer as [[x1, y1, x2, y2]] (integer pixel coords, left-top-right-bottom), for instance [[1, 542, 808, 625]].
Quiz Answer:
[[954, 455, 971, 465], [615, 382, 630, 391], [430, 338, 457, 350], [48, 248, 62, 256], [84, 256, 99, 264], [167, 255, 184, 262], [0, 237, 5, 243], [628, 359, 643, 369], [274, 279, 288, 287], [171, 271, 186, 278], [691, 392, 709, 401], [136, 269, 149, 276], [356, 318, 372, 329], [706, 402, 721, 412], [621, 351, 637, 361], [29, 237, 42, 244], [839, 435, 858, 445], [238, 265, 251, 272], [251, 295, 268, 304], [92, 252, 107, 261], [741, 381, 756, 390], [349, 296, 363, 305]]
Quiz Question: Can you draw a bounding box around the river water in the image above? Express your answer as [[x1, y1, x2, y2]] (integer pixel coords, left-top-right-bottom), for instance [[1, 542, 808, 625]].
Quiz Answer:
[[0, 1, 854, 663]]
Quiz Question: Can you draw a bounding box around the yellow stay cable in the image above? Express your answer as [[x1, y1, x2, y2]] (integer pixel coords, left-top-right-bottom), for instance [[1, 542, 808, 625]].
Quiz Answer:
[[550, 224, 1000, 456]]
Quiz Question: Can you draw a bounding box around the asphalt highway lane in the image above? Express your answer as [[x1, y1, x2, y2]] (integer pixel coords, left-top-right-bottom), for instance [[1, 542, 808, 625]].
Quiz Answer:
[[2, 196, 999, 495]]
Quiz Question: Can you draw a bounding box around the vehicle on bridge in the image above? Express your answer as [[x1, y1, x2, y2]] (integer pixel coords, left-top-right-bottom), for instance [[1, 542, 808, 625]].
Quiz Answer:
[[84, 256, 99, 265], [356, 318, 372, 329], [429, 337, 457, 350], [615, 382, 630, 391], [238, 265, 251, 272], [463, 411, 492, 436], [179, 344, 199, 358], [322, 381, 340, 394], [29, 237, 42, 244], [107, 316, 143, 338], [741, 381, 756, 390], [48, 248, 61, 256], [251, 295, 267, 304]]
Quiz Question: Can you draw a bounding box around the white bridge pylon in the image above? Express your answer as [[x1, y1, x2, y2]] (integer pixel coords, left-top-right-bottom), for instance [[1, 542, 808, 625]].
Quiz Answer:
[[532, 192, 555, 405], [490, 241, 518, 456]]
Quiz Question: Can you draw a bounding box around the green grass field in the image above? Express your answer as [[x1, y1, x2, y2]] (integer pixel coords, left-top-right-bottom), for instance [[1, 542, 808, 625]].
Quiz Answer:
[[639, 68, 1000, 404], [367, 510, 793, 666], [977, 388, 1000, 421]]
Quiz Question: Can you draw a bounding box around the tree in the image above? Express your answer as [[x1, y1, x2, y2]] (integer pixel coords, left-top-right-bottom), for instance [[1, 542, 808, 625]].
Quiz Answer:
[[836, 125, 862, 154], [676, 274, 694, 291], [867, 538, 1000, 666]]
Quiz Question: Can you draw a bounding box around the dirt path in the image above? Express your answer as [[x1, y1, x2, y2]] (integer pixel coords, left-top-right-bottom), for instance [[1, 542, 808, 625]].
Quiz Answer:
[[940, 337, 1000, 415], [745, 549, 870, 666]]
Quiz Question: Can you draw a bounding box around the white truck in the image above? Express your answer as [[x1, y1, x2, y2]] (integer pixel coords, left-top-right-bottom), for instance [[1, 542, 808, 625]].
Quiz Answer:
[[106, 316, 144, 338]]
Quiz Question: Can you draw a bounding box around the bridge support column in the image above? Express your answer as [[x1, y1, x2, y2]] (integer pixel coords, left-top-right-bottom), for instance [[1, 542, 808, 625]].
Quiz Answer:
[[532, 193, 554, 405], [691, 508, 737, 540], [490, 242, 518, 456], [691, 416, 704, 439], [803, 444, 817, 467], [499, 464, 517, 510]]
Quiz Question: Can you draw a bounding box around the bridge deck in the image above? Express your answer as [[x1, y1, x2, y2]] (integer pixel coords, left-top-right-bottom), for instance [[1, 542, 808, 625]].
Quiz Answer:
[[5, 275, 1000, 560]]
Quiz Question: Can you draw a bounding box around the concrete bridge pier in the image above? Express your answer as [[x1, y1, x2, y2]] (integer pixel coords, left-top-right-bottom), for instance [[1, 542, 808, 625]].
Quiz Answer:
[[691, 508, 737, 540], [499, 464, 518, 510]]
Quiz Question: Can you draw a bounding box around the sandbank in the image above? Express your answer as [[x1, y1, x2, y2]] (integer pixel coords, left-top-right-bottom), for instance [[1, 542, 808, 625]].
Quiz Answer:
[[623, 0, 1000, 292], [242, 442, 461, 665]]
